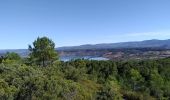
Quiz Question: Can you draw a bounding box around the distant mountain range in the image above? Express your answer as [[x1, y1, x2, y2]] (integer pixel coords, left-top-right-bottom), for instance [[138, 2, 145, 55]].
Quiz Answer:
[[1, 39, 170, 57], [57, 39, 170, 50]]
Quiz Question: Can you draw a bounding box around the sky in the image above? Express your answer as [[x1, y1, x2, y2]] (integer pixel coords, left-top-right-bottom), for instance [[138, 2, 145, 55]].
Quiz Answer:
[[0, 0, 170, 49]]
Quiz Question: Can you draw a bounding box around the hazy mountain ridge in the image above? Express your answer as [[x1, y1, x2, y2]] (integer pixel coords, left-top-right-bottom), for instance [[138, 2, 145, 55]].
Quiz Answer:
[[57, 39, 170, 50], [1, 39, 170, 60]]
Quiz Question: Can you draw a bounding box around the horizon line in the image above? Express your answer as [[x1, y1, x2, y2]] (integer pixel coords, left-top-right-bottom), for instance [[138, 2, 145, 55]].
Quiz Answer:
[[0, 38, 169, 50]]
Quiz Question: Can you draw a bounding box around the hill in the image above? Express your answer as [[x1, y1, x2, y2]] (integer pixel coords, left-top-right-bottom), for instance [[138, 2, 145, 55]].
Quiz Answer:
[[57, 39, 170, 50], [1, 39, 170, 61]]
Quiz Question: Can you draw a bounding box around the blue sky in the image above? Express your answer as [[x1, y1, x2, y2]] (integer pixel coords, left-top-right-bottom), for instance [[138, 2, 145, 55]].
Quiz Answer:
[[0, 0, 170, 49]]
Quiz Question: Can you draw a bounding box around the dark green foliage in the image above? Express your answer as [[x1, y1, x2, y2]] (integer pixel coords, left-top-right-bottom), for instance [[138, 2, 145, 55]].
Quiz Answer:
[[0, 52, 22, 65], [28, 37, 58, 67], [4, 52, 21, 61], [96, 86, 115, 100], [1, 57, 170, 99], [61, 65, 84, 82], [0, 37, 170, 100], [0, 56, 4, 63]]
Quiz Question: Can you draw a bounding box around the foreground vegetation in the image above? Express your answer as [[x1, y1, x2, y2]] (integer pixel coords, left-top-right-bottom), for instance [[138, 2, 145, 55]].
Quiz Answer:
[[0, 37, 170, 100]]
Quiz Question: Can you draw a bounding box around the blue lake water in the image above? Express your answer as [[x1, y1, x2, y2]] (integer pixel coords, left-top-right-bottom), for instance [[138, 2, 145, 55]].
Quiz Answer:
[[60, 56, 109, 62]]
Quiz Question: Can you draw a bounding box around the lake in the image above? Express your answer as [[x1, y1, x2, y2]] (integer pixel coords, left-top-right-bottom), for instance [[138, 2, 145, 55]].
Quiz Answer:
[[60, 56, 109, 62]]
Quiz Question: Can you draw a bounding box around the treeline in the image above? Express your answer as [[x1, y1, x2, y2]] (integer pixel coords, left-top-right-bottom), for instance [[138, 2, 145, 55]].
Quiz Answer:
[[0, 37, 170, 100]]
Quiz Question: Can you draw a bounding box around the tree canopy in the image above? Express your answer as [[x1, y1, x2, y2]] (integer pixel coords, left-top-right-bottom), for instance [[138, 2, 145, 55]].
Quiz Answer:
[[5, 52, 21, 61], [0, 36, 170, 99], [28, 37, 58, 67]]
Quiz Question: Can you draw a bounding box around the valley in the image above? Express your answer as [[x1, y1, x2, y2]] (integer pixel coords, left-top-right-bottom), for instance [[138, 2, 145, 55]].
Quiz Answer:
[[2, 39, 170, 61], [58, 48, 170, 61]]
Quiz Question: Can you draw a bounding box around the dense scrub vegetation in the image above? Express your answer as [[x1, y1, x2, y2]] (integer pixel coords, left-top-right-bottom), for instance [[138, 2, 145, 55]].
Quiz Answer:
[[0, 37, 170, 100]]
